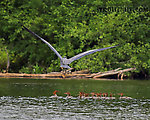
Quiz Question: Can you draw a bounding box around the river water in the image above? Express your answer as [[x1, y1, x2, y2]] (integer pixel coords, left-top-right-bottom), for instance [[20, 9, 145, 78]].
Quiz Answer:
[[0, 78, 150, 120]]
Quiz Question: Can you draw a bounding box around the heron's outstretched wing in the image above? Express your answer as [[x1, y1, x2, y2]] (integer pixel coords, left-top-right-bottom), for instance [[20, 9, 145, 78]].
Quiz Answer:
[[68, 46, 118, 64], [23, 26, 63, 60]]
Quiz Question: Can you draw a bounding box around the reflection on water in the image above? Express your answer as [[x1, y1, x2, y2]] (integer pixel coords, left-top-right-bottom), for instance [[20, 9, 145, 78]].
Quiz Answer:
[[0, 78, 150, 119]]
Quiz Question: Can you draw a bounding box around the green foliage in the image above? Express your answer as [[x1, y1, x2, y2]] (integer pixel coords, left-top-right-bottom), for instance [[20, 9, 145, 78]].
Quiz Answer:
[[0, 0, 149, 78], [19, 66, 31, 74], [19, 64, 45, 74], [0, 48, 7, 71], [32, 64, 45, 74]]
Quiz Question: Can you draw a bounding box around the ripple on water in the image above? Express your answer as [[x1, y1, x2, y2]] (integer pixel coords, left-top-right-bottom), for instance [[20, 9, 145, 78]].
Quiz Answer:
[[0, 96, 150, 120]]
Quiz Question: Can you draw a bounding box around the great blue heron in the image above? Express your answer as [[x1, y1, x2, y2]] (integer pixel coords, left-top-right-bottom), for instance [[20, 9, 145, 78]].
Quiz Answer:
[[23, 26, 117, 69]]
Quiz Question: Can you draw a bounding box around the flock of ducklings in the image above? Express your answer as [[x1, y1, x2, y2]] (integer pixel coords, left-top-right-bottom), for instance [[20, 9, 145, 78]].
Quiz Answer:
[[51, 90, 132, 99]]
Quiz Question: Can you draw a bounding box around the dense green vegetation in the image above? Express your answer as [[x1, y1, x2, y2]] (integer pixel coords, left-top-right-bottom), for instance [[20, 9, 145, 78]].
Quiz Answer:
[[0, 0, 149, 78]]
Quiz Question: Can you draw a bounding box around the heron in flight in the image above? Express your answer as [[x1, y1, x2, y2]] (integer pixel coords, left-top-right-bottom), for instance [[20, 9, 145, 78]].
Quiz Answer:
[[23, 26, 117, 69]]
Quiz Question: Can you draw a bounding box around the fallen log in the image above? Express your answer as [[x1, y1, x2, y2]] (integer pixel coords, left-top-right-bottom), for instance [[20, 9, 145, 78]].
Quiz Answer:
[[0, 68, 136, 79], [0, 73, 62, 78], [87, 68, 122, 78], [0, 72, 90, 79], [92, 68, 136, 78], [72, 69, 90, 74], [66, 73, 91, 78]]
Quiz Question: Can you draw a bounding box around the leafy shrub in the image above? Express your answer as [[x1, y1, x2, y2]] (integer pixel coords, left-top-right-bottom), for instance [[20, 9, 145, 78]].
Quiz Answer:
[[0, 49, 8, 72]]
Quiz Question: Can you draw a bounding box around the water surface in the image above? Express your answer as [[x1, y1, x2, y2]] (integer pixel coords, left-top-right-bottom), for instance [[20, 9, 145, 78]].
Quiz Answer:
[[0, 78, 150, 119]]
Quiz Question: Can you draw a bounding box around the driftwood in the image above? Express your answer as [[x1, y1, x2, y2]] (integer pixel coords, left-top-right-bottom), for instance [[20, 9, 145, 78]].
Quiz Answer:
[[87, 68, 122, 78], [0, 73, 62, 78], [89, 68, 136, 80], [0, 72, 90, 79], [0, 68, 136, 80], [72, 69, 90, 74]]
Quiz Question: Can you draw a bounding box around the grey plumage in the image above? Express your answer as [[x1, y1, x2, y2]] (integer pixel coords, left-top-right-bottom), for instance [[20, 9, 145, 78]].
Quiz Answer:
[[23, 26, 117, 69]]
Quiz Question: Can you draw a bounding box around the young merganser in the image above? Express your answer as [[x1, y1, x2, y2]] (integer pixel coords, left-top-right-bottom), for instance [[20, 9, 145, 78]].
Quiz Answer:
[[109, 93, 116, 99], [100, 93, 107, 99], [64, 92, 72, 98], [118, 93, 132, 99], [91, 92, 99, 99], [78, 92, 85, 99], [51, 90, 59, 98]]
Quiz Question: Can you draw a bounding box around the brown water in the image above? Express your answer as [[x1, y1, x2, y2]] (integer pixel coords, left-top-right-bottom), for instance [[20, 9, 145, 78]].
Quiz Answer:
[[0, 78, 150, 119]]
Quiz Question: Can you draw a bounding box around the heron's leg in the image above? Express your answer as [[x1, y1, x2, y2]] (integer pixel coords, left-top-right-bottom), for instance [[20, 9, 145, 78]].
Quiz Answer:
[[61, 67, 63, 71], [66, 68, 74, 74], [61, 67, 66, 78]]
